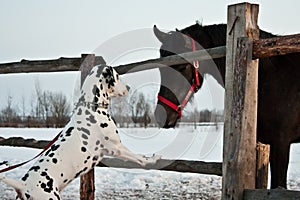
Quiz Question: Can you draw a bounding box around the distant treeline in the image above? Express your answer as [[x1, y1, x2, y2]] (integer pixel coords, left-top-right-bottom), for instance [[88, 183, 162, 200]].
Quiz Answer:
[[0, 87, 223, 128], [0, 81, 70, 128]]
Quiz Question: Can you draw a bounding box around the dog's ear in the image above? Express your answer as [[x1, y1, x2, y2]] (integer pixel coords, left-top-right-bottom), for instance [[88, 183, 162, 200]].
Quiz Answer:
[[102, 66, 116, 89]]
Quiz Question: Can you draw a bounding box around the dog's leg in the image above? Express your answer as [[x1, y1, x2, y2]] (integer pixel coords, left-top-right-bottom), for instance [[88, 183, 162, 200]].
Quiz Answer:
[[0, 174, 25, 197], [108, 144, 161, 166]]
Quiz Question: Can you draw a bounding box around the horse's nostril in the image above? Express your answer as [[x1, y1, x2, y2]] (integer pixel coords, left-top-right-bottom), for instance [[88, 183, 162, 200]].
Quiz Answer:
[[126, 85, 130, 91]]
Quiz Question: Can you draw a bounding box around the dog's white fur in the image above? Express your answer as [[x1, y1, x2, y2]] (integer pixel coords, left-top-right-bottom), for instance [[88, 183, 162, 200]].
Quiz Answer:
[[0, 65, 160, 200]]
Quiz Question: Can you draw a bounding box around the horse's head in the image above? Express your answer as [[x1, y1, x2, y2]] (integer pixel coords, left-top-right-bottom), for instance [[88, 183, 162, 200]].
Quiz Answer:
[[153, 25, 204, 128]]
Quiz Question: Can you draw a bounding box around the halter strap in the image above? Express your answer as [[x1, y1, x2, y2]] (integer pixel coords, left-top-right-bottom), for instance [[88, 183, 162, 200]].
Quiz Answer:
[[158, 95, 182, 118], [190, 35, 201, 90], [157, 35, 201, 119]]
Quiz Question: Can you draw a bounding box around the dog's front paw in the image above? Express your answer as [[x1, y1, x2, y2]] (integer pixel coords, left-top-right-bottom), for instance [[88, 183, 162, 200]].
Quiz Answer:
[[143, 154, 162, 164]]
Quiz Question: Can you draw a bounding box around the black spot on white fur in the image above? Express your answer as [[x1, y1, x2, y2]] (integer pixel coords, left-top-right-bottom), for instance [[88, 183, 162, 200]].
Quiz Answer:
[[86, 115, 97, 124], [65, 127, 74, 136], [77, 127, 90, 135], [92, 85, 100, 97], [54, 192, 60, 200], [51, 144, 60, 152], [102, 66, 116, 89], [81, 147, 87, 152], [29, 166, 40, 172], [77, 108, 82, 115], [81, 134, 88, 140], [21, 173, 29, 181], [92, 156, 99, 161], [100, 123, 108, 128], [25, 193, 31, 199], [40, 171, 54, 193]]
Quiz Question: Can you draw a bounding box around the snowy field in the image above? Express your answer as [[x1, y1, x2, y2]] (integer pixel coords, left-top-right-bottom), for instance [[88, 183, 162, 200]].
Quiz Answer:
[[0, 126, 299, 199]]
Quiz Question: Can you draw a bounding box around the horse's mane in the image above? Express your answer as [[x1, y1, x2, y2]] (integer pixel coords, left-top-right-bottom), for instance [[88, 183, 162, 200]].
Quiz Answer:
[[180, 23, 227, 47], [180, 23, 276, 44]]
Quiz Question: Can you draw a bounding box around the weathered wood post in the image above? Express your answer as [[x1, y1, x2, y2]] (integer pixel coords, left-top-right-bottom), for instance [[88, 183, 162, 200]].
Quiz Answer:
[[80, 54, 95, 200], [222, 3, 259, 200], [256, 142, 270, 189], [79, 54, 105, 200]]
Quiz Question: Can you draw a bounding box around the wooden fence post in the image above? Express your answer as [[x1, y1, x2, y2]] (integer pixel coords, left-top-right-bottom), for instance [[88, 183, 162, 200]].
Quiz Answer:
[[256, 142, 270, 189], [222, 3, 259, 200], [79, 54, 104, 200]]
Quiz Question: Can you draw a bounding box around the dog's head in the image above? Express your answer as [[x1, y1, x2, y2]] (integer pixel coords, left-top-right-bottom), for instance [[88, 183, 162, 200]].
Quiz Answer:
[[101, 66, 129, 97]]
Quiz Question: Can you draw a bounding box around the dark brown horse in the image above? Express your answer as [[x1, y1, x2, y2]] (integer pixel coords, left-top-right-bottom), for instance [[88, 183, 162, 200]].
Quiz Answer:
[[153, 23, 300, 189]]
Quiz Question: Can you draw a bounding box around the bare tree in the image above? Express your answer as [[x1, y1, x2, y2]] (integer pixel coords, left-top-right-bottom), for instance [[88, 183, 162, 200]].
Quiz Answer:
[[49, 92, 70, 128], [199, 109, 212, 122], [34, 80, 51, 121], [130, 93, 151, 127], [0, 94, 20, 125], [27, 81, 71, 127], [20, 95, 26, 120], [110, 96, 130, 127]]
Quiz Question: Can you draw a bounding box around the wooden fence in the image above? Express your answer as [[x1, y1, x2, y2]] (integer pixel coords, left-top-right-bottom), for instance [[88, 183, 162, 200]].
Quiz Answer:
[[223, 3, 300, 200], [0, 54, 224, 199], [1, 2, 300, 199]]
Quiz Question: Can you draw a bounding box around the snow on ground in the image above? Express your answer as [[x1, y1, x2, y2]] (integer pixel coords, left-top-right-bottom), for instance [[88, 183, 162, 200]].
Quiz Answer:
[[0, 126, 299, 199]]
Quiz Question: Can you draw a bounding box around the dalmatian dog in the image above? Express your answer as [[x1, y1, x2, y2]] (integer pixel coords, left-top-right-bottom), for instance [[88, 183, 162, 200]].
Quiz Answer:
[[0, 65, 161, 200]]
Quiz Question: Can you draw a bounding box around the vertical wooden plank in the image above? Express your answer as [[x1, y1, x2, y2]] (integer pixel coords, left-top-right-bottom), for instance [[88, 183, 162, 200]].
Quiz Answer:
[[80, 171, 95, 200], [80, 54, 96, 86], [80, 54, 96, 200], [222, 3, 259, 200], [256, 142, 270, 189]]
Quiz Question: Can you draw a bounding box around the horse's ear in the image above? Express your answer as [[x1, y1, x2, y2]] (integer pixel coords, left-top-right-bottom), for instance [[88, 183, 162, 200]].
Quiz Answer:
[[153, 25, 168, 43]]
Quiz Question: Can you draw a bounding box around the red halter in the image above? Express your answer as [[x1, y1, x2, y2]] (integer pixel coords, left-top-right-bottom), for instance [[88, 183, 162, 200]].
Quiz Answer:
[[157, 36, 201, 119]]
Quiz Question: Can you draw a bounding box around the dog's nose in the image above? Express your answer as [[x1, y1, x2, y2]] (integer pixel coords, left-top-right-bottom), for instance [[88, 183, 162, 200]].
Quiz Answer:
[[126, 85, 130, 91]]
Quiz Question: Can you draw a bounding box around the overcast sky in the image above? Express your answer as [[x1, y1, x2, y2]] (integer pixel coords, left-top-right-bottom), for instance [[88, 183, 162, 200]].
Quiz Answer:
[[1, 0, 300, 63], [0, 0, 299, 113]]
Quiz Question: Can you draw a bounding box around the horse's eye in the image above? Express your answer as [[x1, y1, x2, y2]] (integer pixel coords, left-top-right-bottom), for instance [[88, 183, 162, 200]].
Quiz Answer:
[[176, 65, 188, 72]]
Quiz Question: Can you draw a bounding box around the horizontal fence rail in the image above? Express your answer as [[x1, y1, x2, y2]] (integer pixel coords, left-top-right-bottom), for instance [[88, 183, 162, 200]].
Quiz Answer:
[[0, 46, 226, 74], [1, 34, 300, 75], [244, 189, 300, 199], [115, 46, 226, 75], [0, 136, 222, 176], [253, 33, 300, 59], [0, 56, 106, 74]]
